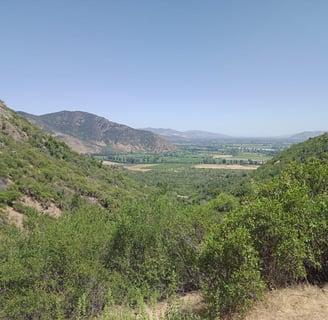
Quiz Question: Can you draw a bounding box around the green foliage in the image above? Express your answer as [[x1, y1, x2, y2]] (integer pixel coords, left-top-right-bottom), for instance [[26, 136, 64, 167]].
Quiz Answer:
[[0, 189, 21, 204], [200, 226, 264, 318], [199, 158, 328, 318], [255, 133, 328, 180], [103, 193, 202, 305], [4, 103, 328, 319]]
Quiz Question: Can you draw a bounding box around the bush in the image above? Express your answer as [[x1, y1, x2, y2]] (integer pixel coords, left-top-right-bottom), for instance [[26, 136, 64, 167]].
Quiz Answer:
[[200, 226, 264, 318]]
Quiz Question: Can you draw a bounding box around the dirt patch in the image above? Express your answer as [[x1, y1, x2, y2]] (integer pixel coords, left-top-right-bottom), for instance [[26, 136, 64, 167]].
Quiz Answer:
[[213, 154, 233, 159], [124, 164, 157, 172], [3, 207, 24, 229], [102, 160, 121, 167], [20, 195, 61, 218], [194, 164, 259, 170]]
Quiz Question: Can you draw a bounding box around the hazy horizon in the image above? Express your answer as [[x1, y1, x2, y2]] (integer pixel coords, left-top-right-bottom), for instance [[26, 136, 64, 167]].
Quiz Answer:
[[1, 1, 327, 137]]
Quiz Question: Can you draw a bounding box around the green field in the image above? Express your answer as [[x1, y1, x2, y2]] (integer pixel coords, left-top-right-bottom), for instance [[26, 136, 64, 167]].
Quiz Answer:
[[96, 141, 281, 171]]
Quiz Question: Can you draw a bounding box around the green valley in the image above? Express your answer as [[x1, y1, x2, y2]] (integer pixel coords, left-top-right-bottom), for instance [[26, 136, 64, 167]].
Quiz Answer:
[[2, 100, 328, 319]]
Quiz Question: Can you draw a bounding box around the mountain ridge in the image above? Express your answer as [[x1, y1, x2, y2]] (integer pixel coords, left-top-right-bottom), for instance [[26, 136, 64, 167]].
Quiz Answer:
[[142, 127, 231, 142], [144, 127, 326, 143], [19, 110, 178, 154]]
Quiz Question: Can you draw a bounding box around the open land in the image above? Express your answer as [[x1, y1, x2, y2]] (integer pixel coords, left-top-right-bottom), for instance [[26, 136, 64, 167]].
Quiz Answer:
[[194, 164, 259, 170]]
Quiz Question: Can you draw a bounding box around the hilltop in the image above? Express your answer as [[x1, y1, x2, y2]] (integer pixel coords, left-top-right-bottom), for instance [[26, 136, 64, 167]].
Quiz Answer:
[[19, 110, 178, 154]]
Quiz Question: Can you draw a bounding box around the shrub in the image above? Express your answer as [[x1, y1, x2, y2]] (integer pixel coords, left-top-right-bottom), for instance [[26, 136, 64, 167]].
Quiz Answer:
[[200, 226, 264, 318]]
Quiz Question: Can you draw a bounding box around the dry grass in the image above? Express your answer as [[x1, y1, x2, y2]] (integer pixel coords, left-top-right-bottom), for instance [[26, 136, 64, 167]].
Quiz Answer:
[[241, 283, 328, 320], [144, 284, 328, 319], [97, 284, 328, 319], [3, 206, 24, 229]]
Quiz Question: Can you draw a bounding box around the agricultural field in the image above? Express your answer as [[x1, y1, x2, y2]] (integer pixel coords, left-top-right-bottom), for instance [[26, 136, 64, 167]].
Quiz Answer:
[[99, 140, 287, 204], [98, 140, 288, 171]]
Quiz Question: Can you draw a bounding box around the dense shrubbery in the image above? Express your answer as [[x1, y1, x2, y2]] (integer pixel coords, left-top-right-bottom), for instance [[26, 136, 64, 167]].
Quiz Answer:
[[3, 105, 328, 319], [200, 159, 328, 318]]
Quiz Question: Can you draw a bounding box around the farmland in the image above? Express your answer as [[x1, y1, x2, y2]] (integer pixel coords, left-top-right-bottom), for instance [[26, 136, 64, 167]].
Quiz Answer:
[[98, 139, 290, 171]]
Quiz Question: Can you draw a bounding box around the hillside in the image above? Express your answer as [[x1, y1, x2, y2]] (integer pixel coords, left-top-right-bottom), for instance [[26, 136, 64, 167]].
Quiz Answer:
[[288, 131, 326, 142], [3, 99, 328, 319], [1, 101, 139, 224], [19, 110, 178, 154], [254, 132, 328, 180], [0, 100, 203, 319]]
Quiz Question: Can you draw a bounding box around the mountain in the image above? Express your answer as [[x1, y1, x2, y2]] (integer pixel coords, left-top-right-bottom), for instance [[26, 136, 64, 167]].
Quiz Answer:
[[19, 111, 178, 154], [143, 127, 231, 142], [287, 131, 326, 142], [144, 128, 327, 143]]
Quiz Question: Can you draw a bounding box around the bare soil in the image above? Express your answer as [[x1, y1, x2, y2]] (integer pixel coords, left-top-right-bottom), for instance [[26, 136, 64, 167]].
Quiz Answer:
[[194, 164, 259, 170], [102, 160, 121, 167], [123, 164, 157, 172], [2, 195, 61, 229], [20, 195, 61, 218], [213, 154, 233, 159]]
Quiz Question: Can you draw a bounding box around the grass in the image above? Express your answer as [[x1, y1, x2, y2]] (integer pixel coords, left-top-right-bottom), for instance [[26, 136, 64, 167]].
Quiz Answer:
[[96, 283, 328, 319], [238, 283, 328, 320]]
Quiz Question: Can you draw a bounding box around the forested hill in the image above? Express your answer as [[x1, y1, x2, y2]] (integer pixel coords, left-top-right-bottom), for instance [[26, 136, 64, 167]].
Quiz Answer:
[[19, 110, 178, 154], [254, 132, 328, 180]]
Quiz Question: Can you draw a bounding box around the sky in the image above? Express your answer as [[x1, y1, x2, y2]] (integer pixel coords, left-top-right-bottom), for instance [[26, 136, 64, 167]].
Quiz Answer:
[[1, 0, 327, 137]]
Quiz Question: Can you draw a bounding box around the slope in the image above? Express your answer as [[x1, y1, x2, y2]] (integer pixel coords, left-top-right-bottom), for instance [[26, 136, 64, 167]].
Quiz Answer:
[[19, 110, 178, 154], [254, 132, 328, 180], [1, 100, 139, 226], [0, 100, 202, 319]]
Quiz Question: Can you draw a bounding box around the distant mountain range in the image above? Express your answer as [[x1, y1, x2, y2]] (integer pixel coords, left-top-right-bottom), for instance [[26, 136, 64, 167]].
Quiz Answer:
[[143, 128, 326, 143], [18, 110, 326, 152], [287, 131, 327, 142], [19, 111, 178, 154], [142, 128, 231, 142]]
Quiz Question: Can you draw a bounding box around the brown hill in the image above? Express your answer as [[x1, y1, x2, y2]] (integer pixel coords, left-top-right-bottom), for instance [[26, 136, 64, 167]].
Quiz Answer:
[[19, 110, 178, 154]]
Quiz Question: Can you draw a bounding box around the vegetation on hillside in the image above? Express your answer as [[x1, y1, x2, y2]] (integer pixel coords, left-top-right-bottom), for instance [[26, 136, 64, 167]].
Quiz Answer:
[[254, 132, 328, 180], [2, 100, 328, 319]]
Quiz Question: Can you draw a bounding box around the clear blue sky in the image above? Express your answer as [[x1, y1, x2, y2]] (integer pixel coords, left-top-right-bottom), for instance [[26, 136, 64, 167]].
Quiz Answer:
[[1, 0, 327, 136]]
